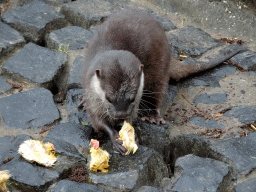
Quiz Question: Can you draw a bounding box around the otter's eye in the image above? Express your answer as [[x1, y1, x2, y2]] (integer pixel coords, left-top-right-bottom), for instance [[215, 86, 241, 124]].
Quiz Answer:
[[106, 96, 112, 103], [129, 97, 135, 103]]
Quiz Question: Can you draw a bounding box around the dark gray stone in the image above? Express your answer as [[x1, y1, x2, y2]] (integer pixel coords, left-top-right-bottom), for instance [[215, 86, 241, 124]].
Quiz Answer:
[[150, 12, 176, 31], [189, 117, 224, 129], [180, 64, 237, 87], [42, 0, 71, 6], [224, 105, 256, 124], [0, 21, 25, 57], [60, 0, 118, 29], [164, 84, 178, 109], [1, 0, 66, 43], [177, 44, 245, 87], [166, 154, 229, 192], [46, 26, 93, 50], [245, 71, 256, 76], [137, 186, 159, 192], [3, 43, 67, 84], [167, 26, 222, 56], [89, 145, 168, 191], [0, 134, 31, 166], [68, 55, 84, 89], [0, 76, 12, 94], [49, 180, 103, 192], [235, 178, 256, 192], [231, 50, 256, 71], [45, 122, 92, 150], [43, 136, 84, 160], [1, 150, 87, 191], [136, 120, 170, 160], [210, 132, 256, 175], [160, 22, 177, 32], [0, 88, 60, 129], [193, 93, 228, 105], [1, 159, 59, 192], [168, 134, 211, 168], [66, 88, 91, 126]]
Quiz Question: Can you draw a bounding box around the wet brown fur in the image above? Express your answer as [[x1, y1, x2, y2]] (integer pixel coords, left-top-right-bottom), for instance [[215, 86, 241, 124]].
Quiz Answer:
[[81, 8, 245, 153]]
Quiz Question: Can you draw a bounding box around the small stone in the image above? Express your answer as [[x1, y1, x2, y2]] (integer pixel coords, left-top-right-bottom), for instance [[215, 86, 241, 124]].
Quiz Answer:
[[0, 76, 12, 94], [66, 89, 91, 125], [167, 26, 222, 56], [193, 93, 228, 105], [44, 122, 92, 150], [49, 179, 103, 192], [210, 132, 256, 174], [3, 43, 67, 85], [46, 26, 93, 50], [235, 177, 256, 192], [230, 50, 256, 71], [137, 186, 159, 192], [224, 105, 256, 124], [189, 116, 224, 128], [67, 56, 84, 90], [60, 0, 118, 29], [0, 21, 25, 57], [0, 88, 60, 129], [0, 134, 31, 165], [89, 146, 168, 191], [167, 154, 229, 191], [2, 1, 66, 43]]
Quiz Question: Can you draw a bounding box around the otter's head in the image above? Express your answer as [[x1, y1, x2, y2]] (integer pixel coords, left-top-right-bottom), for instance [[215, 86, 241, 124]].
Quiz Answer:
[[90, 50, 144, 120]]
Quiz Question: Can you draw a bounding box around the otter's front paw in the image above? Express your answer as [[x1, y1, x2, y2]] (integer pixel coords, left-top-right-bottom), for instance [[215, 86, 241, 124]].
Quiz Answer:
[[113, 139, 128, 155], [141, 110, 166, 125]]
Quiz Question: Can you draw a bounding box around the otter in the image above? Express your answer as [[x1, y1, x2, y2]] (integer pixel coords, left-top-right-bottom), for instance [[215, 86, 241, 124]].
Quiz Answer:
[[81, 8, 245, 154]]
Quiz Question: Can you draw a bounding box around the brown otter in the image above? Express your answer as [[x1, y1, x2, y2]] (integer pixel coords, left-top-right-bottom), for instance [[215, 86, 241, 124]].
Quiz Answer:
[[81, 8, 245, 154]]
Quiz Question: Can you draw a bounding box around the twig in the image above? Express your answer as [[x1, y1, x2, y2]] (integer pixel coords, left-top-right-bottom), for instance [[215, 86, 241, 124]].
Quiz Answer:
[[181, 94, 192, 105], [226, 60, 248, 72]]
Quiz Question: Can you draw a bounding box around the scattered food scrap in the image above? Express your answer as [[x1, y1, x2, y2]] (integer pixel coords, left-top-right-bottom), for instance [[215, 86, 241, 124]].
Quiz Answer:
[[240, 130, 249, 137], [18, 140, 57, 167], [0, 170, 11, 192], [219, 37, 243, 45], [251, 124, 256, 131], [200, 128, 225, 138], [89, 139, 110, 173], [2, 157, 14, 164], [213, 113, 223, 118], [179, 55, 187, 61], [119, 121, 138, 155], [239, 122, 256, 137]]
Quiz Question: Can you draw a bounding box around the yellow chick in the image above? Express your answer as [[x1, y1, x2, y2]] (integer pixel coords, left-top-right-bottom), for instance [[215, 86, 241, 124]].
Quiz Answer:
[[18, 140, 57, 167], [89, 139, 110, 173], [119, 121, 138, 155], [0, 170, 11, 192]]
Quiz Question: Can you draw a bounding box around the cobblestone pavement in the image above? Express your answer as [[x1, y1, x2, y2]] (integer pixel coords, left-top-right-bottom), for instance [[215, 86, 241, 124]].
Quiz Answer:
[[0, 0, 256, 191]]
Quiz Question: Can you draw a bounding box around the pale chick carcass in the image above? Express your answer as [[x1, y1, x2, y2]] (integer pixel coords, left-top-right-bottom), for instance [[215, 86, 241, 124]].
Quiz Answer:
[[0, 170, 11, 192], [18, 140, 57, 167], [119, 121, 138, 155], [89, 139, 110, 173]]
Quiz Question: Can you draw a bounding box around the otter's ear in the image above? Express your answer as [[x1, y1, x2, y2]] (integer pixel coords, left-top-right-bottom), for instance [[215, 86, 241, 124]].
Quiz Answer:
[[140, 64, 144, 71], [96, 69, 101, 78]]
